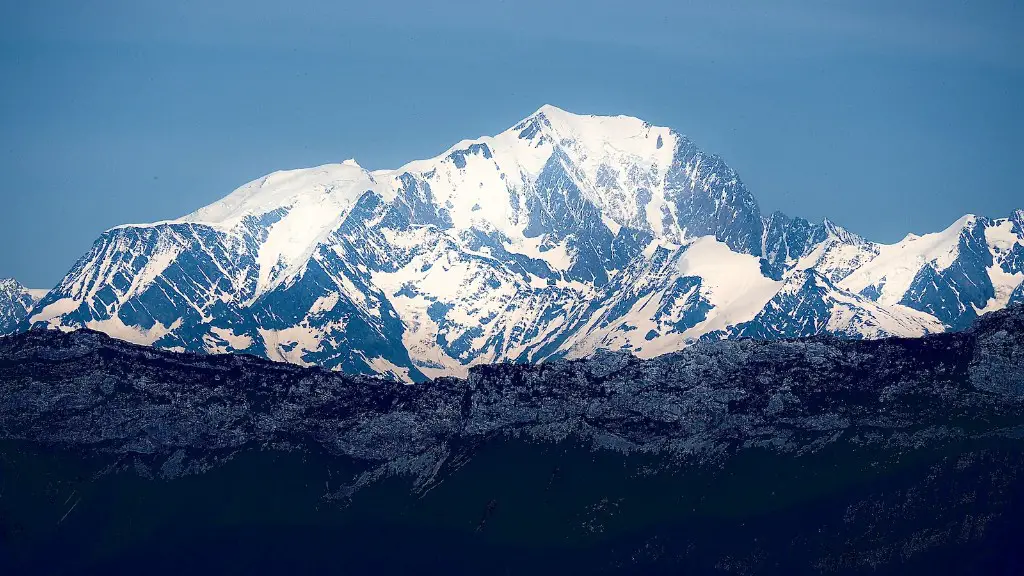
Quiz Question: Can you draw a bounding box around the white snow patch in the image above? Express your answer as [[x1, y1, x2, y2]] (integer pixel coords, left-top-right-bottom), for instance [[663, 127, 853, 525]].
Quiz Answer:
[[209, 326, 254, 350], [309, 292, 341, 315], [676, 236, 783, 335], [85, 316, 181, 346], [259, 326, 324, 367], [366, 356, 413, 384], [29, 297, 81, 325]]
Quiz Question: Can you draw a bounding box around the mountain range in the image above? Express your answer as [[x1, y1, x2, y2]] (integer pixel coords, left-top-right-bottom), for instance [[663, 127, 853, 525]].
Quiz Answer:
[[11, 105, 1024, 381]]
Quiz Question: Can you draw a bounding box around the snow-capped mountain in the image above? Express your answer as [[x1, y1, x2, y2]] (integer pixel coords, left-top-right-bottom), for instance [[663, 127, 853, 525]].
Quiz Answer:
[[22, 105, 1024, 381], [0, 278, 44, 336]]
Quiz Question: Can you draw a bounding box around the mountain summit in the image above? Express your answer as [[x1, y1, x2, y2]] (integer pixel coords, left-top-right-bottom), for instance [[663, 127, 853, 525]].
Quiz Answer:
[[20, 106, 1024, 381]]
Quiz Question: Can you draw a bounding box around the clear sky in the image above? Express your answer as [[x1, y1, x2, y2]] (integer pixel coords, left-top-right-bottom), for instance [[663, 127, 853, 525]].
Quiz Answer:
[[1, 0, 1022, 288]]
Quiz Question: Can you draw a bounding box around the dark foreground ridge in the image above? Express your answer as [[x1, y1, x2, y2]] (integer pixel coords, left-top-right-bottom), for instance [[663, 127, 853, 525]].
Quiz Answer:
[[2, 307, 1024, 574]]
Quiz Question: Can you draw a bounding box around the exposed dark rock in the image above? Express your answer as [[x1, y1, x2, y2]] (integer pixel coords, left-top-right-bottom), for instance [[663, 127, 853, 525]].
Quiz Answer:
[[1, 306, 1023, 574]]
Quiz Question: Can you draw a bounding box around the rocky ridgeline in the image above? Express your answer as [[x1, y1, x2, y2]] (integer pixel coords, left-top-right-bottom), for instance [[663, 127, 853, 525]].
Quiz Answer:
[[1, 307, 1023, 573], [1, 306, 1022, 480]]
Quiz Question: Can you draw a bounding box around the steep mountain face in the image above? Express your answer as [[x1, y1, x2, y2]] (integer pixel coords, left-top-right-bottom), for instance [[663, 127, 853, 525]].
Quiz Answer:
[[2, 306, 1024, 574], [0, 278, 41, 336], [22, 106, 1024, 380]]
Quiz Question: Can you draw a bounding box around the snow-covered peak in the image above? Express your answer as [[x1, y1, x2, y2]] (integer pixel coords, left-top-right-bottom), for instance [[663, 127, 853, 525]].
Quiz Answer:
[[522, 105, 677, 167], [822, 218, 866, 245], [953, 213, 980, 229], [174, 162, 394, 296], [92, 105, 779, 313], [495, 105, 683, 238], [893, 214, 981, 248], [181, 162, 382, 227], [531, 105, 663, 144], [838, 213, 986, 306], [149, 106, 698, 254]]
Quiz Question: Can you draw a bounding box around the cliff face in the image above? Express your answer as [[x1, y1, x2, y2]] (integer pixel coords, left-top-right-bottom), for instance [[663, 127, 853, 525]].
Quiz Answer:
[[2, 307, 1024, 574]]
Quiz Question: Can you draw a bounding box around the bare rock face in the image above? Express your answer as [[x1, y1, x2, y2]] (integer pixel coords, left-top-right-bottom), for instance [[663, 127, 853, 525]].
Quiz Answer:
[[1, 307, 1023, 574]]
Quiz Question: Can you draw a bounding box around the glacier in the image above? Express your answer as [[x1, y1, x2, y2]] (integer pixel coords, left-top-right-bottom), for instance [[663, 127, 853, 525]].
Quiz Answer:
[[18, 105, 1024, 381]]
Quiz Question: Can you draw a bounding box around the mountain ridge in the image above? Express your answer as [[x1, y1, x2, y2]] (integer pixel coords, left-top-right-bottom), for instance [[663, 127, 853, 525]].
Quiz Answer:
[[3, 304, 1024, 573], [14, 105, 1024, 380]]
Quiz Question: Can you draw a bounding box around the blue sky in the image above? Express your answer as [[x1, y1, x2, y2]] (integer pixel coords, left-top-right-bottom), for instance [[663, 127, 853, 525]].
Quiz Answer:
[[1, 0, 1022, 287]]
